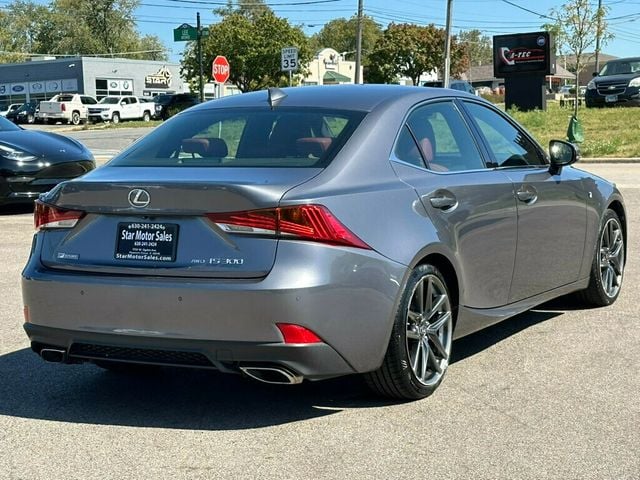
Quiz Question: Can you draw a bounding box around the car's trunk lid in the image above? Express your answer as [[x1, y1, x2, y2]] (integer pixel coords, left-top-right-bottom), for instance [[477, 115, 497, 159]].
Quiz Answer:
[[39, 166, 321, 278]]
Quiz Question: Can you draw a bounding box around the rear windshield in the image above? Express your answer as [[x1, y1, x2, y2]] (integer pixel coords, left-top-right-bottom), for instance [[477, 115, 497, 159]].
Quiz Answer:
[[109, 107, 366, 168], [57, 95, 74, 102]]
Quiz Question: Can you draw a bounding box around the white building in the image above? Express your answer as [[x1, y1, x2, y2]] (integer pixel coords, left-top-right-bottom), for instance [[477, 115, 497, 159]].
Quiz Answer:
[[302, 48, 362, 86]]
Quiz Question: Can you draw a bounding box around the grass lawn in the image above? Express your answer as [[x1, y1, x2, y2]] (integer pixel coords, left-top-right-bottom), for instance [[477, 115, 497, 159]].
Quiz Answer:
[[509, 102, 640, 158]]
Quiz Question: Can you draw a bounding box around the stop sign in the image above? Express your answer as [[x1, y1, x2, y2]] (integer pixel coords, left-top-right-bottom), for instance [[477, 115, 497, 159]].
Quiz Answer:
[[212, 56, 230, 84]]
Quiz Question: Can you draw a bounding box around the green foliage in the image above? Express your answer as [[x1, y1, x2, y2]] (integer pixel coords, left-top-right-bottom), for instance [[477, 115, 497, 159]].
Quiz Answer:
[[367, 23, 469, 86], [182, 9, 312, 93], [310, 16, 382, 67], [457, 29, 492, 67], [0, 0, 166, 62]]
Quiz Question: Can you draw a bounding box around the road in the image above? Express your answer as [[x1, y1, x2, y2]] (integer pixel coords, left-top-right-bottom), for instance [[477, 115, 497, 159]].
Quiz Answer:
[[0, 132, 638, 479]]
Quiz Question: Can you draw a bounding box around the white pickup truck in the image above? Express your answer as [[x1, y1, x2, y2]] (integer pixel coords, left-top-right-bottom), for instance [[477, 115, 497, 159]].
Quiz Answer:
[[88, 95, 153, 124], [37, 94, 98, 125]]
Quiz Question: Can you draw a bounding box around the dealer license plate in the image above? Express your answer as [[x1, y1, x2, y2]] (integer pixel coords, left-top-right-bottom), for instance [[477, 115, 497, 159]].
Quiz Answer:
[[115, 222, 178, 262], [605, 94, 618, 103]]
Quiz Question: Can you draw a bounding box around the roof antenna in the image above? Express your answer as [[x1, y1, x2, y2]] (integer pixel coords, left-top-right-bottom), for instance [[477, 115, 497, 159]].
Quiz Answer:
[[268, 87, 287, 109]]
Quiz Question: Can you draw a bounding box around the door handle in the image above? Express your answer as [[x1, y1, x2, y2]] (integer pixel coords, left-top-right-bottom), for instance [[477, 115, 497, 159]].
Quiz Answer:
[[516, 187, 537, 204], [429, 193, 457, 210]]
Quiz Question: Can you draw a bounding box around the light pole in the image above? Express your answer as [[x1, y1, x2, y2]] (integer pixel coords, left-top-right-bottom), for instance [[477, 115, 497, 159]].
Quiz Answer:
[[355, 0, 363, 84], [594, 0, 603, 74], [443, 0, 453, 88]]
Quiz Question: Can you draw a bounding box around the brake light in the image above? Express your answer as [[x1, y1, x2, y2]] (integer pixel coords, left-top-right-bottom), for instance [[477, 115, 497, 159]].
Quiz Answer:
[[207, 205, 370, 249], [35, 201, 85, 230], [60, 103, 66, 112], [276, 323, 323, 344]]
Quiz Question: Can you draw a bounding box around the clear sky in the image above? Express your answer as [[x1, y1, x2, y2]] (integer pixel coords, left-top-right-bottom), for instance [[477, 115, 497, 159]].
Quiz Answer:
[[11, 0, 640, 62], [132, 0, 640, 63]]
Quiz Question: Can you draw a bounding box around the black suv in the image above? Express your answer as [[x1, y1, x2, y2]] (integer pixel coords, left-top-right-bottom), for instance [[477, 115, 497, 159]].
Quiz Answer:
[[7, 101, 39, 124], [586, 57, 640, 107], [152, 93, 199, 120]]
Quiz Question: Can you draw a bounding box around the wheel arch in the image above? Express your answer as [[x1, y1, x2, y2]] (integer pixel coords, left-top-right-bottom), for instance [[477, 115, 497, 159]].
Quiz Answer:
[[414, 252, 460, 327], [608, 199, 626, 244]]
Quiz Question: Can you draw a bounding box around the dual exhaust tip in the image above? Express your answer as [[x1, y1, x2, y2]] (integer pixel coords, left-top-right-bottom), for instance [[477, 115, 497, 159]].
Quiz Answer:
[[39, 347, 303, 385], [239, 365, 303, 385]]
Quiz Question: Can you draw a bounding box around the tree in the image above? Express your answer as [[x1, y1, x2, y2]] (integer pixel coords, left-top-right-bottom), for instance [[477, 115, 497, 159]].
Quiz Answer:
[[182, 9, 311, 93], [367, 23, 468, 86], [0, 1, 53, 62], [543, 0, 611, 117], [310, 16, 382, 67], [457, 29, 492, 67], [0, 0, 166, 62]]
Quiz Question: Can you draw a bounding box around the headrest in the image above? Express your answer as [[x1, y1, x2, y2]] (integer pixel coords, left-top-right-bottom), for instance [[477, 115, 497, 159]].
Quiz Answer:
[[296, 137, 333, 158], [419, 137, 434, 163], [182, 138, 228, 158]]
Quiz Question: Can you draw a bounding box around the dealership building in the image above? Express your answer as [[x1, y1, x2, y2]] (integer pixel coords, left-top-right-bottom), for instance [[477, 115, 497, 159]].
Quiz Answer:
[[0, 56, 188, 106]]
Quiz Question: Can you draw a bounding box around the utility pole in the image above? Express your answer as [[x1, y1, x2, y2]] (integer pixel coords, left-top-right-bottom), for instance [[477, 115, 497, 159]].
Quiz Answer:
[[594, 0, 603, 74], [443, 0, 453, 88], [197, 11, 204, 102], [355, 0, 363, 84]]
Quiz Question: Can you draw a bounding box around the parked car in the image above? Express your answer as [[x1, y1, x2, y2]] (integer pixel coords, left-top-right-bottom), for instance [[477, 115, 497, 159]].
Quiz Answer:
[[423, 80, 476, 95], [7, 100, 39, 124], [0, 103, 22, 117], [476, 86, 493, 95], [0, 115, 94, 206], [22, 85, 626, 400], [88, 95, 154, 123], [37, 93, 98, 125], [586, 56, 640, 107], [152, 93, 199, 120]]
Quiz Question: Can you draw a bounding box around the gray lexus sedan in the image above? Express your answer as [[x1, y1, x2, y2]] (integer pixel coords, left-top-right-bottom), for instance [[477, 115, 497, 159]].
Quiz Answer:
[[22, 85, 626, 400]]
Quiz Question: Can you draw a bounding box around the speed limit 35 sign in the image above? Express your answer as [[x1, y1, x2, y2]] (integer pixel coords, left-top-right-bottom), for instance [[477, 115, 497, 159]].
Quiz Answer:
[[281, 47, 299, 72]]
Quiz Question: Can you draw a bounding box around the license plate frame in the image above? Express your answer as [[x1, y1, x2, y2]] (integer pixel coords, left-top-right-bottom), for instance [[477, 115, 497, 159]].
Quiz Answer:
[[115, 222, 179, 262], [605, 94, 618, 103]]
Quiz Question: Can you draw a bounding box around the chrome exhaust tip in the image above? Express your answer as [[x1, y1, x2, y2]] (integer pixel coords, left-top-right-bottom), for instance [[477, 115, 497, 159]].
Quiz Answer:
[[239, 365, 303, 385], [40, 348, 67, 363]]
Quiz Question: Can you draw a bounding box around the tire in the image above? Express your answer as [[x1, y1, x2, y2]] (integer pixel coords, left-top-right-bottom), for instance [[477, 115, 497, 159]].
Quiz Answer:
[[95, 360, 159, 374], [70, 111, 81, 125], [27, 114, 35, 124], [142, 111, 150, 122], [576, 209, 625, 307], [365, 264, 454, 400], [111, 113, 120, 124]]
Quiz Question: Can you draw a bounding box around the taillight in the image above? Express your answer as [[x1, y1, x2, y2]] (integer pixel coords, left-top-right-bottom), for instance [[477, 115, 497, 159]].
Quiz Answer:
[[35, 201, 85, 230], [60, 103, 66, 112], [207, 205, 370, 249], [276, 323, 323, 344]]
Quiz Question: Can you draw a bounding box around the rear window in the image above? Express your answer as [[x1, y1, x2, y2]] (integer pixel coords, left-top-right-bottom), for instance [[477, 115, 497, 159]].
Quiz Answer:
[[57, 95, 74, 102], [110, 108, 366, 168]]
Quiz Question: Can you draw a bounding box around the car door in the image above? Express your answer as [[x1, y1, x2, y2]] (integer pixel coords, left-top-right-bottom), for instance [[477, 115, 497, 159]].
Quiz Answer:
[[124, 97, 137, 119], [391, 100, 518, 309], [461, 100, 587, 303]]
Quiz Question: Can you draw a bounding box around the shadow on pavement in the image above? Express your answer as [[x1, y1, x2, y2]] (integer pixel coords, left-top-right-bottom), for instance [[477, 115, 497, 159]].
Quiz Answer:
[[0, 203, 34, 215], [0, 309, 562, 430]]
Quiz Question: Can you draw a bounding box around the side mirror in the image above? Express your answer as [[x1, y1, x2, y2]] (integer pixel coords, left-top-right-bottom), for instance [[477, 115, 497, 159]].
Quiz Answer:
[[592, 72, 598, 77], [120, 101, 126, 107], [549, 139, 579, 174]]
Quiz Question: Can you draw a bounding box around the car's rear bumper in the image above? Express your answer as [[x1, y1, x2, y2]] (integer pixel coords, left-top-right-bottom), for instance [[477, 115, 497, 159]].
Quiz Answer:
[[22, 241, 407, 376], [24, 323, 354, 381]]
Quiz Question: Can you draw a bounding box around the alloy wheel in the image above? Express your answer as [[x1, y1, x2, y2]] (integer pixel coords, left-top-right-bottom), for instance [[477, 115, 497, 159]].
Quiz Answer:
[[405, 274, 452, 387], [599, 217, 624, 298]]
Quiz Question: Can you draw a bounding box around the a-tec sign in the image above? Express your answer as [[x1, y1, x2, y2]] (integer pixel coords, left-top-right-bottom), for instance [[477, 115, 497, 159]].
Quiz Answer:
[[493, 32, 555, 77]]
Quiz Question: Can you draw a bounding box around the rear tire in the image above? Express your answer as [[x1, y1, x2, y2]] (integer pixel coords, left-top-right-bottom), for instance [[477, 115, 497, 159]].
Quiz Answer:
[[365, 264, 454, 400], [142, 111, 150, 122], [576, 209, 625, 306], [70, 111, 81, 125]]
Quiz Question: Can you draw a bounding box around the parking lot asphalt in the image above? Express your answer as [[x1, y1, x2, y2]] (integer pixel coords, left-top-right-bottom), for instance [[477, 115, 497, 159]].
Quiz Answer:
[[0, 157, 638, 479]]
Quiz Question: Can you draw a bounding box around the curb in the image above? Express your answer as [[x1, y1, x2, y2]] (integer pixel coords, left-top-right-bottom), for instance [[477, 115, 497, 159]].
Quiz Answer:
[[580, 158, 640, 164]]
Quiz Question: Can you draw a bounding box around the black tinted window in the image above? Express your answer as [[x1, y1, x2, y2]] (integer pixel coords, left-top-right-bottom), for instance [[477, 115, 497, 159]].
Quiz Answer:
[[393, 126, 425, 168], [464, 102, 544, 167], [406, 101, 486, 172], [110, 108, 365, 168]]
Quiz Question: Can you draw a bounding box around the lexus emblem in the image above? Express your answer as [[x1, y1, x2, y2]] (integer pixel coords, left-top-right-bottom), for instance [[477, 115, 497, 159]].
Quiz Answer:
[[128, 189, 150, 208]]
